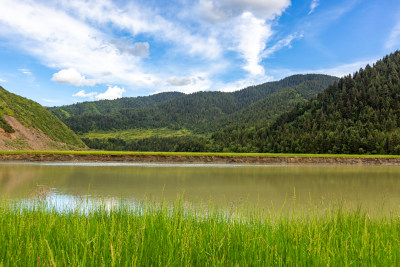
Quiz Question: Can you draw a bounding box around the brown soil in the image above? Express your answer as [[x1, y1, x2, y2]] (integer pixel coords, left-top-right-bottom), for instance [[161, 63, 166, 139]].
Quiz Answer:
[[1, 153, 400, 165], [0, 115, 69, 151]]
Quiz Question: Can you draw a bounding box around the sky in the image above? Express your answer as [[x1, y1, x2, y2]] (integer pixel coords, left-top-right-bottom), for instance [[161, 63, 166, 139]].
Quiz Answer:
[[0, 0, 399, 106]]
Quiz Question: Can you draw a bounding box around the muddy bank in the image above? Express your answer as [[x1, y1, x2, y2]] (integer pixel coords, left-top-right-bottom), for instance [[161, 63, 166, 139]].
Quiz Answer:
[[1, 153, 400, 165]]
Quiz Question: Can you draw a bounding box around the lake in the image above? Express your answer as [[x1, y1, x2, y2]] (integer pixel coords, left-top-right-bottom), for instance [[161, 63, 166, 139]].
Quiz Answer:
[[1, 162, 400, 214]]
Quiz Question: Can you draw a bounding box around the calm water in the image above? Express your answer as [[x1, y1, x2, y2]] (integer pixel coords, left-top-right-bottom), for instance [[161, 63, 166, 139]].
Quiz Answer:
[[1, 162, 400, 214]]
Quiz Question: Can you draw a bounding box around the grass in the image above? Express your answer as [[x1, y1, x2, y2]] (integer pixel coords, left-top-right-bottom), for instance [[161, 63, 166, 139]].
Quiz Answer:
[[79, 128, 194, 140], [2, 150, 400, 158], [1, 198, 400, 266]]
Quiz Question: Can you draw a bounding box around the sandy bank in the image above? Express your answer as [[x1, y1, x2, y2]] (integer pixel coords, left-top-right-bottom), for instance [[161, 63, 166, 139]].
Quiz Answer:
[[1, 153, 400, 165]]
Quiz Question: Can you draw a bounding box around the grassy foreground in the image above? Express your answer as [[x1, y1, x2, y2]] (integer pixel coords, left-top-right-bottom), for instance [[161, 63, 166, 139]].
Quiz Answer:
[[1, 199, 400, 266]]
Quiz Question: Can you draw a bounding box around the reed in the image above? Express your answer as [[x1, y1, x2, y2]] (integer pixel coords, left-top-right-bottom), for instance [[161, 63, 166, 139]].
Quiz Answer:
[[0, 198, 399, 266]]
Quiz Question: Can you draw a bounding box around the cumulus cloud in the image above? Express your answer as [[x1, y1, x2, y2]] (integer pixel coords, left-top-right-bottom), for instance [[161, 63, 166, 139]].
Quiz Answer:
[[0, 0, 296, 97], [0, 0, 159, 88], [95, 86, 125, 100], [167, 77, 192, 86], [308, 0, 320, 15], [52, 68, 99, 86], [72, 90, 97, 98]]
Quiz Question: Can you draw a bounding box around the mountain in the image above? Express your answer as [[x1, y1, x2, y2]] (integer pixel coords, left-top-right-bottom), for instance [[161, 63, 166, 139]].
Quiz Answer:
[[0, 86, 85, 150], [49, 91, 185, 119], [51, 74, 338, 134], [242, 51, 400, 154], [208, 77, 339, 131], [49, 74, 338, 151]]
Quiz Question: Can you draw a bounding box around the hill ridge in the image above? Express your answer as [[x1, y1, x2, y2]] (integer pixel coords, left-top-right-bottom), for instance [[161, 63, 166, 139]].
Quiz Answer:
[[0, 86, 85, 150]]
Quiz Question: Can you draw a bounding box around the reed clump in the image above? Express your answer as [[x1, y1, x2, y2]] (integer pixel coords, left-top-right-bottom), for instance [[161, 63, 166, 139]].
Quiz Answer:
[[0, 198, 399, 266]]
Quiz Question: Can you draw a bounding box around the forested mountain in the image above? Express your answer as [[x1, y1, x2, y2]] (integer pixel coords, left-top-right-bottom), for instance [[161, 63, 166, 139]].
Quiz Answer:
[[209, 78, 338, 131], [50, 74, 338, 135], [49, 91, 185, 119], [227, 51, 400, 154], [0, 86, 85, 150]]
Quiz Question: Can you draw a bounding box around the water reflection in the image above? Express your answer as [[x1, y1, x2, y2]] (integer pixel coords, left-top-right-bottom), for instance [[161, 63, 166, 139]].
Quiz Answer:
[[1, 163, 400, 214]]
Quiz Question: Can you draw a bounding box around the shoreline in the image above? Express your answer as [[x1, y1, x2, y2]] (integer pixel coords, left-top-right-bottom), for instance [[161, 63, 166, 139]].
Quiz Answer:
[[1, 152, 400, 165]]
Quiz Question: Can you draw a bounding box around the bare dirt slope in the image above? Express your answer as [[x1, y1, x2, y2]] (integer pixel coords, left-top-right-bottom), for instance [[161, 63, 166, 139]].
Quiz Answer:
[[0, 115, 72, 151]]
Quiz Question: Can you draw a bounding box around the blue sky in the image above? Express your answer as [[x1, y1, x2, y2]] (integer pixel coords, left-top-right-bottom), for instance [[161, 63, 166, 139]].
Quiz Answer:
[[0, 0, 399, 106]]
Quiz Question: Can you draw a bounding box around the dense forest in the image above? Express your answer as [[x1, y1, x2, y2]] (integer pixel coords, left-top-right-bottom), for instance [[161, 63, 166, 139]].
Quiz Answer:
[[251, 51, 400, 154], [49, 74, 338, 151], [49, 92, 185, 119]]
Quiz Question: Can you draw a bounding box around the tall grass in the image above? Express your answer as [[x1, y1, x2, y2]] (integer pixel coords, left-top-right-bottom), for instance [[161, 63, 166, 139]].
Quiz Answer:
[[0, 198, 399, 266]]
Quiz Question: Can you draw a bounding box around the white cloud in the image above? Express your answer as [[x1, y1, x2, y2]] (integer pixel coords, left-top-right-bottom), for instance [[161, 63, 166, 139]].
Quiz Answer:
[[0, 78, 5, 83], [262, 33, 303, 58], [112, 41, 150, 57], [199, 0, 291, 21], [52, 68, 99, 86], [95, 86, 125, 100], [60, 0, 221, 59], [216, 75, 273, 92], [385, 22, 400, 50], [0, 0, 159, 89], [308, 0, 320, 15], [314, 60, 379, 77], [234, 12, 272, 76], [151, 73, 213, 94], [72, 90, 97, 98], [18, 68, 32, 75], [267, 58, 378, 80], [167, 77, 192, 86], [197, 0, 291, 77], [0, 0, 295, 97]]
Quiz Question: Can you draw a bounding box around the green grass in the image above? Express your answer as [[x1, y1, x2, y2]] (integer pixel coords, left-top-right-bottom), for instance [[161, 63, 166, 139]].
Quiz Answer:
[[1, 198, 400, 266], [80, 128, 194, 140], [2, 150, 400, 158]]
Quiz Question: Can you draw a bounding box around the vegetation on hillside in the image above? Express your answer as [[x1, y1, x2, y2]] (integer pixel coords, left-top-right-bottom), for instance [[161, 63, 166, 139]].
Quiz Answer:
[[49, 74, 338, 151], [248, 51, 400, 154], [48, 91, 185, 119], [0, 86, 85, 148]]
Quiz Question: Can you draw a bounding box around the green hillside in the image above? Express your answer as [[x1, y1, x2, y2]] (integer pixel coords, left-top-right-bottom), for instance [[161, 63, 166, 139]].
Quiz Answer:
[[210, 77, 338, 131], [48, 91, 185, 119], [0, 86, 85, 149], [245, 51, 400, 154], [49, 74, 338, 151], [51, 74, 337, 134]]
